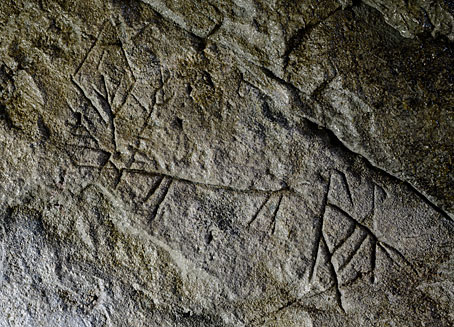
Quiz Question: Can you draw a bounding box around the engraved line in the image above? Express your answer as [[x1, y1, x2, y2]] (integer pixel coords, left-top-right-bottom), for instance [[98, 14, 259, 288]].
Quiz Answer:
[[379, 242, 417, 275], [71, 77, 109, 125], [328, 202, 417, 276], [149, 178, 173, 225], [331, 223, 356, 253], [308, 175, 331, 283], [74, 21, 107, 76], [102, 73, 110, 104], [331, 169, 354, 207], [370, 237, 377, 283], [247, 194, 272, 227], [97, 49, 106, 72], [93, 77, 118, 152], [114, 79, 135, 117], [68, 164, 289, 195], [270, 194, 284, 235], [321, 236, 346, 313], [111, 75, 124, 109], [143, 176, 165, 204], [118, 39, 137, 83], [338, 232, 368, 272]]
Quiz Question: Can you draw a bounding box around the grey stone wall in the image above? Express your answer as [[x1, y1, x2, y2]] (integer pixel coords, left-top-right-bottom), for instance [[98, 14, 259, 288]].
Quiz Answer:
[[0, 1, 453, 326]]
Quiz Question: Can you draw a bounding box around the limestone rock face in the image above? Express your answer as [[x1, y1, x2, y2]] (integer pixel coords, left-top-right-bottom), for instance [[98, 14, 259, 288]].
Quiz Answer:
[[0, 0, 453, 326]]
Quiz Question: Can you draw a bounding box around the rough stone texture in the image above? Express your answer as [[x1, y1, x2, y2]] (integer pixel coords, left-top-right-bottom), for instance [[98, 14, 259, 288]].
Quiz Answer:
[[0, 0, 453, 326]]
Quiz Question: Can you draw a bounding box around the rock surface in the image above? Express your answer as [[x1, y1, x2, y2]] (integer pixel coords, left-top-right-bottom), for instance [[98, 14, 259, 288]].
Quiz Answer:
[[0, 0, 453, 326]]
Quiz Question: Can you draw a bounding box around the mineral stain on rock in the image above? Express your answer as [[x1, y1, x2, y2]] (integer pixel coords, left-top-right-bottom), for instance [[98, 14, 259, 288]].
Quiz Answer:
[[0, 0, 453, 326]]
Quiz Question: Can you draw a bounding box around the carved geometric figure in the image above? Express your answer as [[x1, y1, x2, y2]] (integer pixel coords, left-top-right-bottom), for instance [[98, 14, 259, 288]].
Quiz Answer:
[[327, 169, 354, 210], [2, 2, 453, 326], [322, 205, 356, 253], [248, 193, 284, 235], [331, 226, 368, 273]]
